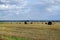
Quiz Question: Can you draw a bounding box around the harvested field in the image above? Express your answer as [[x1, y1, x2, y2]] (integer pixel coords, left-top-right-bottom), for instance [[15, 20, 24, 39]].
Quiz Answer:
[[0, 22, 60, 40]]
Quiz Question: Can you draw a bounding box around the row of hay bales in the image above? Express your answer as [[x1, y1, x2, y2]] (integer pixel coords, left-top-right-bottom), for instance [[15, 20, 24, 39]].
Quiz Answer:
[[24, 21, 53, 25], [0, 21, 53, 25]]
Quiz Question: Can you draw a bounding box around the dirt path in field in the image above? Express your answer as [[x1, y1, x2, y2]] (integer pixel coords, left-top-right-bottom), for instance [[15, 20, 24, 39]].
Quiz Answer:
[[0, 26, 60, 40]]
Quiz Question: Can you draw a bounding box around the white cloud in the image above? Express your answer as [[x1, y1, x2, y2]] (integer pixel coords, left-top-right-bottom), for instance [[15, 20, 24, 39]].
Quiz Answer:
[[1, 0, 9, 3], [0, 0, 60, 20], [0, 4, 17, 10], [45, 5, 60, 16], [0, 0, 28, 10], [0, 0, 27, 4], [46, 5, 60, 12], [0, 5, 9, 9], [46, 8, 53, 12]]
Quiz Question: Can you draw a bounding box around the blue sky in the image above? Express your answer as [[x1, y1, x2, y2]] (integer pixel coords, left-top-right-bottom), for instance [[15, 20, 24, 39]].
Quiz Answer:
[[0, 0, 60, 20]]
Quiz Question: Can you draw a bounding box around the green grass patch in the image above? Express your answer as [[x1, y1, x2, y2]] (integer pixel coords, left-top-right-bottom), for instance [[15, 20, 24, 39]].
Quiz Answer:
[[2, 36, 32, 40]]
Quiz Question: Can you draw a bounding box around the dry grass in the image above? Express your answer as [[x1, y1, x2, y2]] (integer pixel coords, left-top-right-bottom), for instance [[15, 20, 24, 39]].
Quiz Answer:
[[0, 22, 60, 40]]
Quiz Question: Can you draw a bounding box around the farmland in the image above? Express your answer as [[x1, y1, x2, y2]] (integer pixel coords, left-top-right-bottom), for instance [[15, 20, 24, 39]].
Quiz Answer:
[[0, 22, 60, 40]]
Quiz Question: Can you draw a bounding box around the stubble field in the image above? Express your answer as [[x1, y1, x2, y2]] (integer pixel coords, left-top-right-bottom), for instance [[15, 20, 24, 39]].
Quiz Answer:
[[0, 22, 60, 40]]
